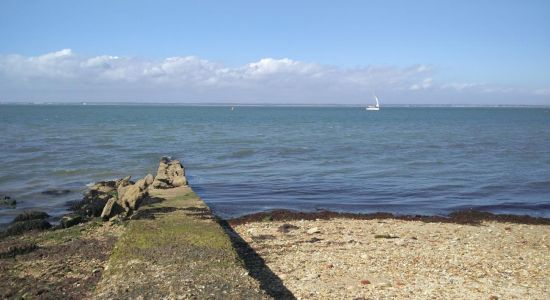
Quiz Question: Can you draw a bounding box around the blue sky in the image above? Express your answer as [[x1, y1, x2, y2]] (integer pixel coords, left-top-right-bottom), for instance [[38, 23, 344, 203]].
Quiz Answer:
[[1, 0, 549, 104]]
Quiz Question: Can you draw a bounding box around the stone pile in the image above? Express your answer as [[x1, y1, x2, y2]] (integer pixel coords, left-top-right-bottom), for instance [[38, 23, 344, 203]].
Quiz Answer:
[[67, 157, 188, 221], [1, 157, 188, 236], [72, 179, 122, 218], [98, 157, 187, 220], [151, 157, 187, 189], [100, 174, 154, 219]]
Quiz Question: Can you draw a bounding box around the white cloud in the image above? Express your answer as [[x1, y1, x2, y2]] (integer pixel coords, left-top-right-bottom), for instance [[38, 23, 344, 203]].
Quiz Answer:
[[440, 82, 483, 91], [410, 78, 433, 90], [440, 82, 524, 95], [533, 88, 550, 96], [0, 49, 548, 104]]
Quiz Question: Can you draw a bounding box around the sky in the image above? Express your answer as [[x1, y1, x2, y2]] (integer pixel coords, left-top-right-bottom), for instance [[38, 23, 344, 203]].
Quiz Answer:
[[0, 0, 549, 105]]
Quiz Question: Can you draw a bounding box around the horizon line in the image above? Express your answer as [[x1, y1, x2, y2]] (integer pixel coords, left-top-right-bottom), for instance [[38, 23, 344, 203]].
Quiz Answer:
[[1, 101, 549, 108]]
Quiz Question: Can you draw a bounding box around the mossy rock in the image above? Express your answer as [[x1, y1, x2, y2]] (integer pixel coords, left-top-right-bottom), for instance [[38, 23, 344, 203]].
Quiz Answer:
[[13, 211, 50, 222], [3, 219, 52, 237], [60, 214, 83, 228]]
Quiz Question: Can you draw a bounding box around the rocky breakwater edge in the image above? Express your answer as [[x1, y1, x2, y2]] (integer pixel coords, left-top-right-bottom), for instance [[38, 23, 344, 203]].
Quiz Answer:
[[0, 157, 190, 298]]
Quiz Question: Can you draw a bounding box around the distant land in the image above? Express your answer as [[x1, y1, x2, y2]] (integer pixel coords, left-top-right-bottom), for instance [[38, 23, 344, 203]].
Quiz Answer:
[[1, 102, 549, 108]]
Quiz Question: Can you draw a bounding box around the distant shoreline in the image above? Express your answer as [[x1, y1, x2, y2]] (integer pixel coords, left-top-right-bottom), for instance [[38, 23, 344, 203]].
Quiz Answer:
[[1, 102, 549, 108]]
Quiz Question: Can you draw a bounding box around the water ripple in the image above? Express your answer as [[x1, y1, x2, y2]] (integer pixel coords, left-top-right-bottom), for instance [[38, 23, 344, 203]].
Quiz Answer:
[[1, 105, 550, 222]]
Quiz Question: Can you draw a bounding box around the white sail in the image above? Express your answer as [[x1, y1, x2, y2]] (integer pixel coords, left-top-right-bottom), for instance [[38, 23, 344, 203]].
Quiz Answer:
[[366, 93, 380, 111]]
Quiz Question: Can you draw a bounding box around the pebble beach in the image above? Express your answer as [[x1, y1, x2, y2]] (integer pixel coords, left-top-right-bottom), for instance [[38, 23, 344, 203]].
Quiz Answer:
[[233, 218, 550, 299]]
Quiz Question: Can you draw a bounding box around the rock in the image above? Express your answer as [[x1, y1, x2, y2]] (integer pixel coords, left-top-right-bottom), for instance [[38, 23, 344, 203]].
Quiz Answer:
[[100, 197, 124, 220], [97, 193, 112, 201], [3, 219, 51, 237], [277, 223, 300, 233], [171, 175, 187, 188], [41, 189, 71, 196], [0, 196, 16, 206], [13, 211, 50, 223], [116, 176, 132, 200], [71, 176, 134, 218], [307, 237, 323, 243], [307, 227, 320, 234], [394, 239, 406, 246], [120, 177, 150, 211], [117, 182, 131, 201], [151, 157, 187, 189], [144, 174, 154, 185], [76, 158, 185, 221], [360, 279, 371, 285], [116, 176, 132, 188], [374, 234, 399, 239], [344, 236, 355, 243], [102, 175, 153, 219], [93, 180, 116, 187], [135, 177, 149, 191], [376, 282, 392, 288], [60, 214, 82, 228], [90, 182, 116, 194], [71, 190, 111, 218]]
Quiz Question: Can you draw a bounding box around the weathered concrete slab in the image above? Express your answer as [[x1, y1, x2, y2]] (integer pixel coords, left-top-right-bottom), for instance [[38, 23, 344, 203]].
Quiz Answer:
[[94, 186, 270, 299]]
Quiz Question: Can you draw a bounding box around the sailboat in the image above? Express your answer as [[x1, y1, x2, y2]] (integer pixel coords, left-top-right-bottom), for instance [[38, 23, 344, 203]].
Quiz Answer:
[[366, 93, 380, 111]]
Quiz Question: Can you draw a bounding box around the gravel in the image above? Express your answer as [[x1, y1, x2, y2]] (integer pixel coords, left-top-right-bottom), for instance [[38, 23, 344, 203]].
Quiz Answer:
[[234, 218, 550, 299]]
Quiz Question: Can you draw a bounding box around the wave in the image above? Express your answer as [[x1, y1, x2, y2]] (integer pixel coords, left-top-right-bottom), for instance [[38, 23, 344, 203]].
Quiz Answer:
[[277, 146, 312, 156], [406, 160, 445, 166], [2, 106, 550, 220], [219, 149, 256, 159], [53, 169, 87, 176], [526, 180, 550, 188]]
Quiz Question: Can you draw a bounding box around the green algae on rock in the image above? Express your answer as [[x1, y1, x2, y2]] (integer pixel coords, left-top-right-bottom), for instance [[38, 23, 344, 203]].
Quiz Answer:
[[94, 186, 270, 299]]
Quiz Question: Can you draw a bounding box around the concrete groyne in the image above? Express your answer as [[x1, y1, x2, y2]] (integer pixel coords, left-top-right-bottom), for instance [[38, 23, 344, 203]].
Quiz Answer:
[[0, 158, 293, 299], [94, 186, 271, 298]]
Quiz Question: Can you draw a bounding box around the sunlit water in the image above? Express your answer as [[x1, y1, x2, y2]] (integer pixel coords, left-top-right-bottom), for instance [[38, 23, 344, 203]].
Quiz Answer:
[[1, 105, 549, 224]]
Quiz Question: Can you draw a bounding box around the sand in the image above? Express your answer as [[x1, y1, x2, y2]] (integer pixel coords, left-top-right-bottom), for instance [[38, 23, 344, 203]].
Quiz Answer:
[[233, 218, 550, 299]]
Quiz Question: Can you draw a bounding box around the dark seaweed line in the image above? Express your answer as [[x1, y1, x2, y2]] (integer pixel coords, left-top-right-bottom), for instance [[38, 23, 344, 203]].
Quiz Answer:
[[227, 209, 550, 226]]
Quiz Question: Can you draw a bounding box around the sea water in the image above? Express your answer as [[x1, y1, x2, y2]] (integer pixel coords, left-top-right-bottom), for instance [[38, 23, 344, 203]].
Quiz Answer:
[[1, 104, 549, 224]]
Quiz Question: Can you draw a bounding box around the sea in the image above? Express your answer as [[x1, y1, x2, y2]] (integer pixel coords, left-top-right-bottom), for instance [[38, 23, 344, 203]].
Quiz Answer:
[[1, 104, 550, 225]]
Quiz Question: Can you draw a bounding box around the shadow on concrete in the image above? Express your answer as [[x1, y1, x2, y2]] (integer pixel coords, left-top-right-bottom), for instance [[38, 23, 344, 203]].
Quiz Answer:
[[133, 195, 215, 221], [181, 207, 215, 220], [131, 206, 182, 220], [218, 219, 296, 300]]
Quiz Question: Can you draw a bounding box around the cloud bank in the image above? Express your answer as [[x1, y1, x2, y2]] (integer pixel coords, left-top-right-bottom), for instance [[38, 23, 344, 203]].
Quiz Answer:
[[0, 49, 547, 104]]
